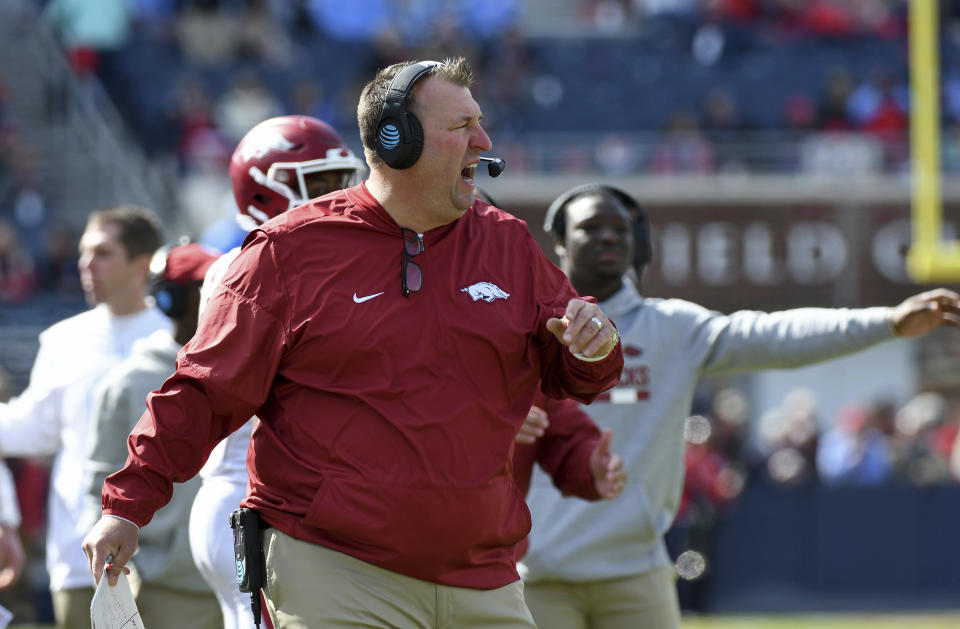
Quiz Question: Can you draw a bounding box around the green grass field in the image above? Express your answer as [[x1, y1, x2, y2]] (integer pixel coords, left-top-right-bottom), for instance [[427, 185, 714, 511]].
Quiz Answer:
[[680, 613, 960, 628]]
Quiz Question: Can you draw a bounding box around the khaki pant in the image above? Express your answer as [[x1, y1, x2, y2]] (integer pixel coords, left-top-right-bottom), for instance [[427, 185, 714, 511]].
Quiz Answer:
[[51, 587, 94, 629], [523, 564, 681, 629], [136, 581, 223, 629], [55, 573, 220, 629], [263, 529, 537, 628]]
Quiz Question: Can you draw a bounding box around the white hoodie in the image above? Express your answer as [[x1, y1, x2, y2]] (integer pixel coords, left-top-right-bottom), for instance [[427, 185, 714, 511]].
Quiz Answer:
[[522, 278, 894, 582]]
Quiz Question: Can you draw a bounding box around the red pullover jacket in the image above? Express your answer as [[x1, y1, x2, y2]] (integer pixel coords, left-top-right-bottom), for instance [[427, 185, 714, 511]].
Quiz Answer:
[[102, 183, 622, 589], [512, 391, 604, 560]]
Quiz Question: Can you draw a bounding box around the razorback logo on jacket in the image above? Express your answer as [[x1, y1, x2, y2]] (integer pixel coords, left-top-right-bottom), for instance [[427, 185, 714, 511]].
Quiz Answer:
[[461, 282, 510, 302]]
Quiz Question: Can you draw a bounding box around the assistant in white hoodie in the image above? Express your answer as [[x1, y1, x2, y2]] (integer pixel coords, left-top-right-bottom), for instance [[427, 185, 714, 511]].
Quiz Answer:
[[521, 183, 960, 629]]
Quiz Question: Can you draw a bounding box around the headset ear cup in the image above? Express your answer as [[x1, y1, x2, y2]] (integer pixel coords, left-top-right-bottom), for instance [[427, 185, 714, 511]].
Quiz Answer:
[[377, 112, 424, 170], [634, 217, 652, 269], [400, 112, 424, 169], [152, 281, 187, 319], [374, 61, 440, 170], [375, 114, 404, 168]]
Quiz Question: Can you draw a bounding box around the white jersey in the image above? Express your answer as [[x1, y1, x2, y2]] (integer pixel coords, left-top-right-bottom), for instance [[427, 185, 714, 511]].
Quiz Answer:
[[0, 304, 170, 591], [522, 279, 895, 583]]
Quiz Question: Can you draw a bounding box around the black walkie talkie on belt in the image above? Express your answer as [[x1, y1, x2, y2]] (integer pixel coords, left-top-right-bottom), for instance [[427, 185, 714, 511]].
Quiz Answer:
[[230, 507, 266, 628]]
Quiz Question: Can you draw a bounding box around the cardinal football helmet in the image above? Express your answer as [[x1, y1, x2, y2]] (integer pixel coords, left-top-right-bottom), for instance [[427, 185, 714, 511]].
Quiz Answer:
[[229, 115, 366, 230]]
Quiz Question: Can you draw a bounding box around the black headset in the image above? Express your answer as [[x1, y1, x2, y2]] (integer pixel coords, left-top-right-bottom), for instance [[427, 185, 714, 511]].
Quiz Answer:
[[148, 244, 190, 319], [374, 60, 441, 170], [543, 183, 652, 271]]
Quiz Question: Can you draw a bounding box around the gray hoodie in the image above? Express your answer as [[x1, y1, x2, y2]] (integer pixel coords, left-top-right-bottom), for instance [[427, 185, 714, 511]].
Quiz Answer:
[[521, 278, 894, 582], [85, 329, 209, 592]]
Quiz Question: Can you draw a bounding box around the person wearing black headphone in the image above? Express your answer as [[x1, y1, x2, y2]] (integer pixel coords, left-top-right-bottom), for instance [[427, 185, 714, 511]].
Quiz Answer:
[[517, 183, 960, 629], [83, 242, 221, 629], [83, 57, 623, 628]]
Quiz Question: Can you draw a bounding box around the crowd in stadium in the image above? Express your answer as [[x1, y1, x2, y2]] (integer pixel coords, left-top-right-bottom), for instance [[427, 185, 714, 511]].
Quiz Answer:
[[28, 0, 950, 175], [7, 0, 956, 305]]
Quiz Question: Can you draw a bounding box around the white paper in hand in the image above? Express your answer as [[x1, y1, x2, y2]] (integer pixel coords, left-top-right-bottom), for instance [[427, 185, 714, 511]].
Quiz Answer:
[[0, 602, 13, 628], [90, 566, 145, 629]]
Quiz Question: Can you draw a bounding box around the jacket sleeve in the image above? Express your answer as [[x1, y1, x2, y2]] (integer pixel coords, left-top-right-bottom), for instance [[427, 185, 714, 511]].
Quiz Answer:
[[0, 334, 64, 457], [101, 232, 291, 527], [691, 304, 896, 377], [525, 234, 623, 402]]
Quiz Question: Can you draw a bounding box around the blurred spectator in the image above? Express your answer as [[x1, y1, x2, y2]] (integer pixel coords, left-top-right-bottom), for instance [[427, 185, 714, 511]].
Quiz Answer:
[[407, 11, 478, 65], [648, 111, 714, 174], [579, 0, 632, 32], [0, 453, 50, 624], [893, 392, 954, 486], [384, 0, 449, 48], [288, 77, 342, 130], [854, 71, 909, 172], [37, 223, 81, 295], [847, 70, 908, 130], [799, 131, 882, 176], [0, 218, 37, 304], [700, 87, 752, 173], [305, 0, 390, 41], [160, 75, 229, 172], [667, 386, 750, 611], [213, 71, 283, 144], [557, 144, 594, 174], [798, 0, 857, 38], [127, 0, 178, 38], [365, 25, 410, 76], [949, 406, 960, 482], [691, 4, 726, 66], [815, 67, 857, 131], [594, 133, 641, 176], [817, 402, 893, 485], [942, 64, 960, 125], [708, 386, 753, 468], [475, 25, 540, 135], [456, 0, 522, 42], [757, 388, 820, 486], [860, 78, 908, 136], [783, 92, 817, 134], [177, 134, 234, 238], [43, 0, 135, 117], [174, 0, 243, 67], [237, 0, 293, 66], [43, 0, 132, 74]]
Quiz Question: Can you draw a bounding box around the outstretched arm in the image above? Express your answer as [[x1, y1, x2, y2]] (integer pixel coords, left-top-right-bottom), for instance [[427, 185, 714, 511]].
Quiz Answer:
[[891, 289, 960, 337]]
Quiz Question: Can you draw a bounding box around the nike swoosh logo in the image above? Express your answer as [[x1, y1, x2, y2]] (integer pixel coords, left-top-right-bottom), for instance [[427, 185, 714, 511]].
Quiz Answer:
[[353, 291, 384, 303]]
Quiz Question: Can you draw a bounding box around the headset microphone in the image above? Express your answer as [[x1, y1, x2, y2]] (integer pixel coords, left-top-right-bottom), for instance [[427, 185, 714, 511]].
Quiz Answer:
[[479, 157, 505, 178]]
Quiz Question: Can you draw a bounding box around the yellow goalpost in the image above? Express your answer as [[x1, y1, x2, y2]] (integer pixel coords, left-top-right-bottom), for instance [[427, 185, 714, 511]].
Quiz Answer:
[[906, 0, 960, 281]]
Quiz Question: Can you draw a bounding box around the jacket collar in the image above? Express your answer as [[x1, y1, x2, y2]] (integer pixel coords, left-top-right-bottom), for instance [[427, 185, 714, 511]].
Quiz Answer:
[[600, 277, 642, 319]]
